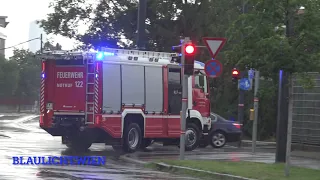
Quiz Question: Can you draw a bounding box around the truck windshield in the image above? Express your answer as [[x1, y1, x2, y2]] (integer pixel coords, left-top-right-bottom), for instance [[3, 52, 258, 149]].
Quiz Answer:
[[194, 74, 208, 93]]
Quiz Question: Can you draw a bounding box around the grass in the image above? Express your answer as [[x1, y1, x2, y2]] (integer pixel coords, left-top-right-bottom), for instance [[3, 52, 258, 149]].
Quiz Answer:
[[145, 160, 320, 180]]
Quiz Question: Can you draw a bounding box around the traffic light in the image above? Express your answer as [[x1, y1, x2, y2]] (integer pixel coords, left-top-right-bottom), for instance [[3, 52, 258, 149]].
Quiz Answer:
[[232, 68, 240, 83], [184, 43, 195, 75]]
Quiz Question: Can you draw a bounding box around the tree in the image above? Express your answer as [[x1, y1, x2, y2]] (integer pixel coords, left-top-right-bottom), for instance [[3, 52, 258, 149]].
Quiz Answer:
[[39, 0, 241, 51], [224, 0, 320, 139], [43, 41, 62, 51], [10, 49, 41, 111], [0, 56, 19, 98]]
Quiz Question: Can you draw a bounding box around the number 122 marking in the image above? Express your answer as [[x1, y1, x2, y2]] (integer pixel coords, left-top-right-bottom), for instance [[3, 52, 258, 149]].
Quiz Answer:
[[75, 81, 83, 87]]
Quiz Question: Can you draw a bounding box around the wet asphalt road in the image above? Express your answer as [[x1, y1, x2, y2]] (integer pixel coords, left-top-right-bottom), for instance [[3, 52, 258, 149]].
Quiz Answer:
[[0, 114, 199, 180]]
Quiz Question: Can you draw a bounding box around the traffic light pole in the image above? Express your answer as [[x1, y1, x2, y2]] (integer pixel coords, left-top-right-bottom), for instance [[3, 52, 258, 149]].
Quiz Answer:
[[137, 0, 147, 49], [179, 37, 190, 160], [252, 71, 260, 154], [237, 71, 245, 147]]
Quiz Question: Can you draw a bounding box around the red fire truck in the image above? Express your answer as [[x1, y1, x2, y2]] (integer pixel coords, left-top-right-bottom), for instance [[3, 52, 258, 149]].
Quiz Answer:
[[39, 48, 212, 153]]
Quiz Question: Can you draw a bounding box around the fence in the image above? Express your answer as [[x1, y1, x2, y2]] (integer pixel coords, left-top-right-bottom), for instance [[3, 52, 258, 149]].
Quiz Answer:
[[0, 100, 39, 113], [292, 73, 320, 146]]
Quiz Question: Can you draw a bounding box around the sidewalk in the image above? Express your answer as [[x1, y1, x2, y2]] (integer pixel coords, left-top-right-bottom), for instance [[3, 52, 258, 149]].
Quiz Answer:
[[121, 150, 320, 180], [128, 150, 320, 170]]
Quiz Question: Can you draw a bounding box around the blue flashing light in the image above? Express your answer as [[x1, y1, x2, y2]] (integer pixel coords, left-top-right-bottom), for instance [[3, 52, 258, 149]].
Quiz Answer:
[[41, 73, 45, 78], [96, 52, 104, 60], [95, 74, 98, 78], [179, 53, 182, 57], [104, 52, 115, 56], [96, 52, 115, 60]]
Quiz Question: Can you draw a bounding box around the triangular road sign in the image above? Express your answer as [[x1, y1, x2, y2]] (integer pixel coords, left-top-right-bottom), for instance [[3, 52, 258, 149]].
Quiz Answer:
[[202, 37, 227, 59]]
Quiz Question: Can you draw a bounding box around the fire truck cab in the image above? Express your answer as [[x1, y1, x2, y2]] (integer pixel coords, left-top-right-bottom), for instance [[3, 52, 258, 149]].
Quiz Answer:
[[39, 48, 212, 153]]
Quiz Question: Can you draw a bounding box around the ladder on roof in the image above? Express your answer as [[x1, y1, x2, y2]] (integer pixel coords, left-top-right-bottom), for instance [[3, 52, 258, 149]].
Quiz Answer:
[[99, 48, 179, 58], [85, 57, 95, 124]]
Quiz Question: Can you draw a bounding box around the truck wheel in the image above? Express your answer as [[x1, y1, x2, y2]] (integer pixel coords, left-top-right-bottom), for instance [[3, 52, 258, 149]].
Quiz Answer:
[[185, 123, 201, 151], [122, 123, 142, 153]]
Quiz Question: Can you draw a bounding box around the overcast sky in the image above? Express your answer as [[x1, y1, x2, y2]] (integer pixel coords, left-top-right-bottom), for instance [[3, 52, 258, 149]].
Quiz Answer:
[[0, 0, 76, 58]]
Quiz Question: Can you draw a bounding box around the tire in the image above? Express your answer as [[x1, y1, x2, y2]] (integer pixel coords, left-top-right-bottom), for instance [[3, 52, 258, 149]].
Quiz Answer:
[[209, 131, 227, 148], [185, 123, 201, 151], [122, 123, 142, 153]]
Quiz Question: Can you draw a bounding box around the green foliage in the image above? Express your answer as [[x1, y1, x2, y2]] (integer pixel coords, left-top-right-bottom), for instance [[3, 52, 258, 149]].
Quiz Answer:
[[39, 0, 320, 139], [43, 41, 62, 50], [9, 49, 41, 100], [0, 56, 19, 98], [0, 40, 63, 110], [151, 160, 320, 180]]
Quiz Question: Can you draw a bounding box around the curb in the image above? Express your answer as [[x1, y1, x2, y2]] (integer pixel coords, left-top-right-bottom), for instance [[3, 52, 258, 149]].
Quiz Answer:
[[120, 154, 256, 180], [119, 155, 147, 165], [242, 140, 276, 145], [154, 162, 256, 180]]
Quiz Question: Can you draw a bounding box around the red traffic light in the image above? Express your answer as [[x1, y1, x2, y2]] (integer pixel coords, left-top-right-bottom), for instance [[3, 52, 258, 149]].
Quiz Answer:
[[232, 69, 239, 78], [232, 70, 239, 75], [185, 44, 195, 54]]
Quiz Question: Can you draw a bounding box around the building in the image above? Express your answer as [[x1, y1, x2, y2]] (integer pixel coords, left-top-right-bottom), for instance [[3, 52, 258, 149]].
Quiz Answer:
[[28, 20, 46, 53], [0, 16, 9, 56]]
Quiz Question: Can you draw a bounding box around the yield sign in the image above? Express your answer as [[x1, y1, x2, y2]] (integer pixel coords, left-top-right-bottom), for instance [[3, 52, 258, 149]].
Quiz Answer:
[[202, 37, 227, 58]]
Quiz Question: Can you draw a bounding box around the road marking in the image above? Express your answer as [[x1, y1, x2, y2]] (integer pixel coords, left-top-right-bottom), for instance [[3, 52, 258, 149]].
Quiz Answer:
[[225, 145, 238, 148]]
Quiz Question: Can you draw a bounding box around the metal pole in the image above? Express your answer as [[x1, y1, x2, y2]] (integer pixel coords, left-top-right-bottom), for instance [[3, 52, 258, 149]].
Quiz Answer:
[[237, 71, 245, 148], [237, 0, 247, 148], [276, 71, 289, 162], [285, 74, 293, 176], [252, 71, 259, 154], [179, 37, 189, 160], [137, 0, 147, 49], [40, 34, 43, 53], [276, 6, 293, 162], [275, 70, 283, 161]]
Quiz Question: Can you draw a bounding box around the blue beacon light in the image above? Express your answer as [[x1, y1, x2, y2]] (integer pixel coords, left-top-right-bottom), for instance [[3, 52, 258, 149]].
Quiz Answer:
[[96, 52, 104, 60], [96, 52, 115, 60]]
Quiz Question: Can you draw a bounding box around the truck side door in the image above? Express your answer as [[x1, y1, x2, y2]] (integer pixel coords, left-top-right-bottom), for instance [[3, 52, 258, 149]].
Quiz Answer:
[[192, 74, 210, 117]]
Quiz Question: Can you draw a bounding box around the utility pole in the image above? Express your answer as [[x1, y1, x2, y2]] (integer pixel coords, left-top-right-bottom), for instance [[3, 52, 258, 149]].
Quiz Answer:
[[276, 6, 294, 163], [285, 74, 293, 176], [136, 0, 147, 49], [252, 71, 260, 154], [179, 37, 190, 160], [40, 34, 43, 53], [238, 0, 248, 148], [237, 70, 245, 148]]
